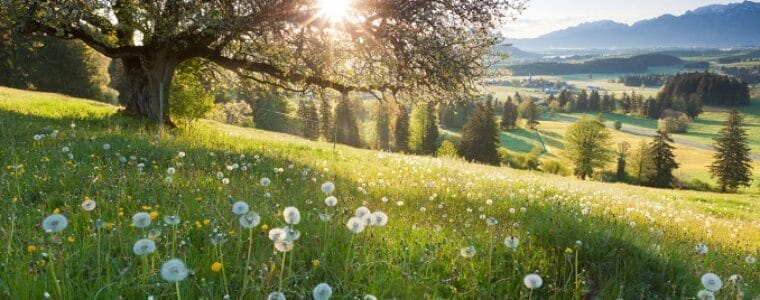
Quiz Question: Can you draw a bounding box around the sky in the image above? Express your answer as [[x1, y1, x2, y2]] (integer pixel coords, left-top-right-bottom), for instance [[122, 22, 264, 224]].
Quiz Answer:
[[502, 0, 739, 39]]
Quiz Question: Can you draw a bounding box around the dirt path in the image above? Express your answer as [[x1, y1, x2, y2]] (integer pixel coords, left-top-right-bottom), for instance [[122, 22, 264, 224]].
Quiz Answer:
[[610, 124, 760, 160]]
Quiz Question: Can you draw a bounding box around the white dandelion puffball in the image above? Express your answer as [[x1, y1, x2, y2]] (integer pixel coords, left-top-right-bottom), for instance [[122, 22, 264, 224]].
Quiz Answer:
[[269, 228, 288, 242], [42, 214, 68, 233], [701, 273, 722, 291], [728, 274, 742, 283], [102, 143, 111, 150], [178, 151, 186, 158], [164, 215, 181, 225], [363, 295, 378, 300], [312, 283, 333, 300], [222, 178, 230, 185], [62, 146, 70, 153], [697, 290, 715, 300], [285, 227, 301, 241], [239, 212, 261, 229], [232, 201, 250, 216], [746, 255, 756, 264], [132, 212, 152, 228], [695, 243, 708, 255], [260, 177, 271, 187], [504, 236, 519, 250], [346, 217, 366, 233], [133, 239, 157, 256], [486, 217, 498, 226], [274, 240, 294, 252], [160, 258, 188, 282], [324, 196, 338, 207], [81, 199, 96, 212], [267, 292, 286, 300], [370, 211, 388, 227], [321, 181, 335, 194], [355, 206, 371, 219], [167, 167, 176, 175], [460, 246, 476, 258], [523, 273, 543, 289], [283, 207, 301, 225]]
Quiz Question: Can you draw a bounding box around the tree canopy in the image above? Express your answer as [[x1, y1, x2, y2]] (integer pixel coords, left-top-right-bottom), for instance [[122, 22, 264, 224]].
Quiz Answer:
[[2, 0, 525, 124]]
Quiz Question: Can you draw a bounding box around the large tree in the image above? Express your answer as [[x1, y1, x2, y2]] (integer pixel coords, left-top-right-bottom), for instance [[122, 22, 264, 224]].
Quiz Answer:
[[393, 104, 410, 152], [564, 116, 613, 180], [710, 110, 753, 192], [459, 101, 500, 165], [409, 101, 439, 154], [3, 0, 524, 125], [500, 97, 518, 131], [649, 131, 679, 188]]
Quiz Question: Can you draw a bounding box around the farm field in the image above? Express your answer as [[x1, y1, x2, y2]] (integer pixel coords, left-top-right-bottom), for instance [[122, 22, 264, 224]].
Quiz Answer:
[[1, 87, 758, 299]]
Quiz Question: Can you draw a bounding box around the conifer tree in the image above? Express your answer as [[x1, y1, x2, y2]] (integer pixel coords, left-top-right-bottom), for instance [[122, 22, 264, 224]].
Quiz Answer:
[[320, 98, 333, 142], [649, 131, 679, 187], [303, 100, 320, 140], [334, 95, 361, 147], [409, 102, 439, 154], [375, 103, 391, 150], [394, 105, 410, 152], [518, 99, 540, 129], [616, 141, 630, 181], [459, 102, 500, 165], [500, 97, 518, 131], [710, 110, 753, 192]]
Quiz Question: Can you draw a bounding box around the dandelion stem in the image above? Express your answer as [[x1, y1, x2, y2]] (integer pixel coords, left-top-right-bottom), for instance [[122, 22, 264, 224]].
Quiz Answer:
[[278, 251, 287, 292], [217, 244, 230, 297], [175, 281, 182, 300], [48, 256, 63, 299], [240, 228, 254, 299]]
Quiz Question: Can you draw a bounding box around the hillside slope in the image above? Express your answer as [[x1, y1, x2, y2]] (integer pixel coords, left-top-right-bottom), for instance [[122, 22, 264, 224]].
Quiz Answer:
[[0, 87, 758, 298]]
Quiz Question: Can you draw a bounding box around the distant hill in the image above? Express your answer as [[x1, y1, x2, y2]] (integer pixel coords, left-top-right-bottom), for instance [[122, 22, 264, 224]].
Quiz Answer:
[[510, 1, 760, 51], [508, 54, 682, 76]]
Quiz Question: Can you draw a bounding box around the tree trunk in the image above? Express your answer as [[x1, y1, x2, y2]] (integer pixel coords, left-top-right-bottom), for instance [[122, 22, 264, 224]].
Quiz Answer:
[[117, 52, 178, 126]]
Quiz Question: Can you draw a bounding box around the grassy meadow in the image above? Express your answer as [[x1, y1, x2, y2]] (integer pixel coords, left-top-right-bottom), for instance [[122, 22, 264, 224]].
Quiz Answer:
[[1, 86, 759, 299]]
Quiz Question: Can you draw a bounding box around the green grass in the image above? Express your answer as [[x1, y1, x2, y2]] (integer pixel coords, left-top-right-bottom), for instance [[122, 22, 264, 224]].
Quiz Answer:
[[1, 87, 759, 299]]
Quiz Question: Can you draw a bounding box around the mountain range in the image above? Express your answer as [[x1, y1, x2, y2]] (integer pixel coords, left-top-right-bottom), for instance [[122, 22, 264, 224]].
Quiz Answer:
[[509, 1, 760, 51]]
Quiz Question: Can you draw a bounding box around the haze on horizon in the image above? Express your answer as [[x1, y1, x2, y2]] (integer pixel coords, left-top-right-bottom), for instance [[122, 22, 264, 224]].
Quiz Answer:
[[504, 0, 740, 39]]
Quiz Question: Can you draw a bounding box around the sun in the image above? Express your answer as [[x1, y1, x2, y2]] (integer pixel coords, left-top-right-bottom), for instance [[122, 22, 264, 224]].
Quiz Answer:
[[317, 0, 351, 22]]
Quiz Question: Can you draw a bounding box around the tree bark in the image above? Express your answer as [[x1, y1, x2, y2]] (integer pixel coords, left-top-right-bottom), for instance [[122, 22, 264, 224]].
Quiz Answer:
[[117, 52, 178, 126]]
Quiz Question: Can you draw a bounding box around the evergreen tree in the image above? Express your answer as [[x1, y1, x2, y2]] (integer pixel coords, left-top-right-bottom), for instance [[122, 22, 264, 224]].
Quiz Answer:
[[645, 97, 659, 119], [302, 100, 320, 140], [394, 105, 410, 152], [334, 95, 361, 147], [649, 131, 679, 187], [458, 102, 500, 165], [320, 97, 334, 142], [247, 88, 290, 132], [600, 94, 612, 113], [564, 116, 614, 180], [709, 110, 753, 192], [375, 103, 391, 150], [616, 141, 630, 181], [409, 102, 439, 154], [588, 90, 601, 112], [558, 90, 572, 107], [500, 97, 518, 130], [577, 90, 589, 111]]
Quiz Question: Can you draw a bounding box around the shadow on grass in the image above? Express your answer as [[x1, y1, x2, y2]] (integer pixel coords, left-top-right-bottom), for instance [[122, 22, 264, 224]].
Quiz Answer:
[[0, 109, 705, 299]]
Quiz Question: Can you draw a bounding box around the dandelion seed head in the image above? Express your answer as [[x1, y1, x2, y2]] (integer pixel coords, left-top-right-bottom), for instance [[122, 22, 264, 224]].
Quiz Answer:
[[523, 273, 543, 289], [346, 217, 366, 233], [160, 258, 188, 282], [324, 196, 338, 207], [701, 273, 722, 291], [42, 214, 68, 233], [321, 181, 335, 194], [232, 201, 250, 215], [239, 212, 261, 229], [81, 199, 96, 212], [132, 212, 152, 228], [267, 292, 286, 300], [460, 246, 476, 258], [133, 239, 157, 256], [283, 207, 301, 225], [312, 283, 333, 300]]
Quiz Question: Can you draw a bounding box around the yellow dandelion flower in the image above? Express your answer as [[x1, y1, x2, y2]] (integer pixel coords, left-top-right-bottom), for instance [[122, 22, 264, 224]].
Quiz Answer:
[[67, 236, 75, 243], [195, 221, 202, 228], [150, 211, 159, 220], [312, 259, 320, 268], [261, 224, 269, 232], [105, 223, 113, 231], [565, 247, 574, 254], [203, 219, 210, 225], [27, 245, 36, 253], [211, 262, 222, 272], [52, 208, 60, 214]]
